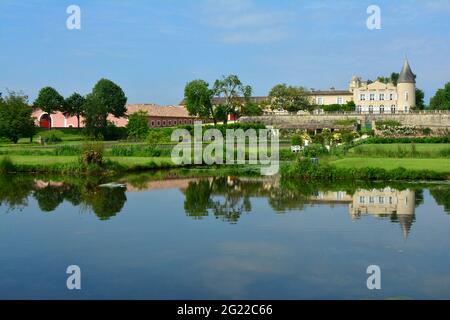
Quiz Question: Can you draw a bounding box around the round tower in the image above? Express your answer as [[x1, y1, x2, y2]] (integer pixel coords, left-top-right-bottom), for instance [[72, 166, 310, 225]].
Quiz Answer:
[[396, 59, 416, 112]]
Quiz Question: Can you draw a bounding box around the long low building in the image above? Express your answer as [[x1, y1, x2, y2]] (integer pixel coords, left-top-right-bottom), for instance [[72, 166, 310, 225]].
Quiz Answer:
[[32, 104, 198, 129]]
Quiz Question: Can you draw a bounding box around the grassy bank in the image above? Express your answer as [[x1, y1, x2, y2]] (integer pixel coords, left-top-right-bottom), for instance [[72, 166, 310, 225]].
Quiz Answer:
[[281, 159, 450, 181], [348, 143, 450, 158], [0, 155, 179, 174], [330, 157, 450, 173]]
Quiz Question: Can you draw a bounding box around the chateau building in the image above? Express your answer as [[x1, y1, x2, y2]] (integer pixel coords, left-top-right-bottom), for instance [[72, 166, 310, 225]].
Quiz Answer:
[[228, 59, 417, 115], [352, 60, 416, 114], [299, 59, 416, 114]]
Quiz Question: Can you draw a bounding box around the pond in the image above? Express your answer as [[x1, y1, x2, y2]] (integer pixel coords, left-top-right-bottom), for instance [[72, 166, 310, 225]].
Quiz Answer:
[[0, 172, 449, 299]]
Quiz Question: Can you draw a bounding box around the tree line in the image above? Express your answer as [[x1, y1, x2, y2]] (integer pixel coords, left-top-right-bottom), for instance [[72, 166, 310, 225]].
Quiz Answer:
[[0, 78, 127, 143]]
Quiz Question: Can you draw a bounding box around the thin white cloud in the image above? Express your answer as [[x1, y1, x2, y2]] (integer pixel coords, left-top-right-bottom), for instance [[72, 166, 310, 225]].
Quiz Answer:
[[202, 0, 295, 44]]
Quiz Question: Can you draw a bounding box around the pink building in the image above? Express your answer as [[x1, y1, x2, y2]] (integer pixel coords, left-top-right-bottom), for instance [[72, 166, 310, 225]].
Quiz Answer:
[[32, 104, 198, 129]]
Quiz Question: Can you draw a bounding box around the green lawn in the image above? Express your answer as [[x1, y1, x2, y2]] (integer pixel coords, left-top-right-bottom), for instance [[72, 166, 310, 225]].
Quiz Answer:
[[6, 155, 174, 166], [331, 157, 450, 173], [349, 143, 450, 158]]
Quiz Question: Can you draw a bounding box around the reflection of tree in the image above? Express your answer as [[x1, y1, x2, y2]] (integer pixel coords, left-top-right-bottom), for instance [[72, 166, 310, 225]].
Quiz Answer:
[[83, 187, 127, 220], [430, 188, 450, 214], [33, 186, 65, 212], [0, 175, 34, 210], [183, 177, 254, 223], [415, 189, 424, 207], [1, 175, 127, 220], [184, 179, 213, 218], [268, 188, 308, 212]]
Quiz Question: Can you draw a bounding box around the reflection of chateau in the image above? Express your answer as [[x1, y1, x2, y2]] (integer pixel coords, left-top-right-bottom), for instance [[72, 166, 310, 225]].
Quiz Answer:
[[349, 188, 415, 217], [310, 188, 416, 238]]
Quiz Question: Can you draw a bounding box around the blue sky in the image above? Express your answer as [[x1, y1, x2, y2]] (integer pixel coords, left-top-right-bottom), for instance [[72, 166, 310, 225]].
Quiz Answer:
[[0, 0, 449, 105]]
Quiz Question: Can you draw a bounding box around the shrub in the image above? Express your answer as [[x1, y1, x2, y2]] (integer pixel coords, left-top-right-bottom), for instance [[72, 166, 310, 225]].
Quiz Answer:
[[0, 156, 15, 173], [301, 144, 329, 157], [147, 128, 173, 144], [291, 134, 303, 146], [126, 111, 149, 140], [103, 122, 127, 141], [81, 142, 104, 166]]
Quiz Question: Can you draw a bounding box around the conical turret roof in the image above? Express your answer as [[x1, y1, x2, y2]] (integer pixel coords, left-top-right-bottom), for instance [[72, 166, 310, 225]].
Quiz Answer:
[[398, 60, 416, 84]]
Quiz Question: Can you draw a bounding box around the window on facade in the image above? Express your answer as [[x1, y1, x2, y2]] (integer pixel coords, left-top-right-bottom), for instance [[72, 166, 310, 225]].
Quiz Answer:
[[162, 120, 166, 126], [337, 97, 343, 104], [369, 197, 374, 204], [391, 106, 396, 114], [317, 97, 324, 105], [379, 197, 384, 204], [369, 105, 373, 114], [168, 120, 171, 126], [359, 196, 365, 204], [151, 121, 155, 127], [389, 197, 393, 204], [370, 94, 375, 101], [405, 91, 409, 101], [380, 94, 384, 100], [360, 94, 366, 101], [404, 106, 409, 112], [157, 121, 161, 126], [380, 105, 384, 114], [390, 93, 394, 100], [357, 105, 362, 113]]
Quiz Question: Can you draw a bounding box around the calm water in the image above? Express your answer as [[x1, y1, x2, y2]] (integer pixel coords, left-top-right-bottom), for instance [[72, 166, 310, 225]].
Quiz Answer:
[[0, 172, 450, 300]]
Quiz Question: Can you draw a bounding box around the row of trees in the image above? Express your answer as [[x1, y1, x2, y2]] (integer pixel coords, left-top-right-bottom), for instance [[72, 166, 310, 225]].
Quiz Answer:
[[0, 79, 127, 143], [184, 75, 253, 125], [184, 75, 315, 123], [33, 79, 127, 138]]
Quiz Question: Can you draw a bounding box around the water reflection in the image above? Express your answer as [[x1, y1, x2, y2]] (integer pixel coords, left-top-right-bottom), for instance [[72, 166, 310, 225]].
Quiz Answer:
[[0, 175, 126, 220], [0, 173, 449, 236]]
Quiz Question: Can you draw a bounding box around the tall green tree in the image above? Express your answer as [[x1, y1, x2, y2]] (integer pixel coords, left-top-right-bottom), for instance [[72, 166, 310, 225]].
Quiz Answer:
[[33, 87, 64, 126], [268, 84, 311, 113], [84, 79, 127, 138], [63, 92, 86, 128], [126, 110, 149, 140], [240, 102, 263, 116], [429, 82, 450, 110], [184, 80, 215, 124], [415, 88, 425, 110], [213, 75, 252, 123], [92, 79, 127, 117], [0, 91, 36, 143], [83, 94, 109, 139]]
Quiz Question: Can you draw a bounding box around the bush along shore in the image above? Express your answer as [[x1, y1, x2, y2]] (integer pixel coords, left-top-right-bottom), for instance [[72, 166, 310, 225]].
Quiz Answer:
[[281, 159, 450, 181]]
